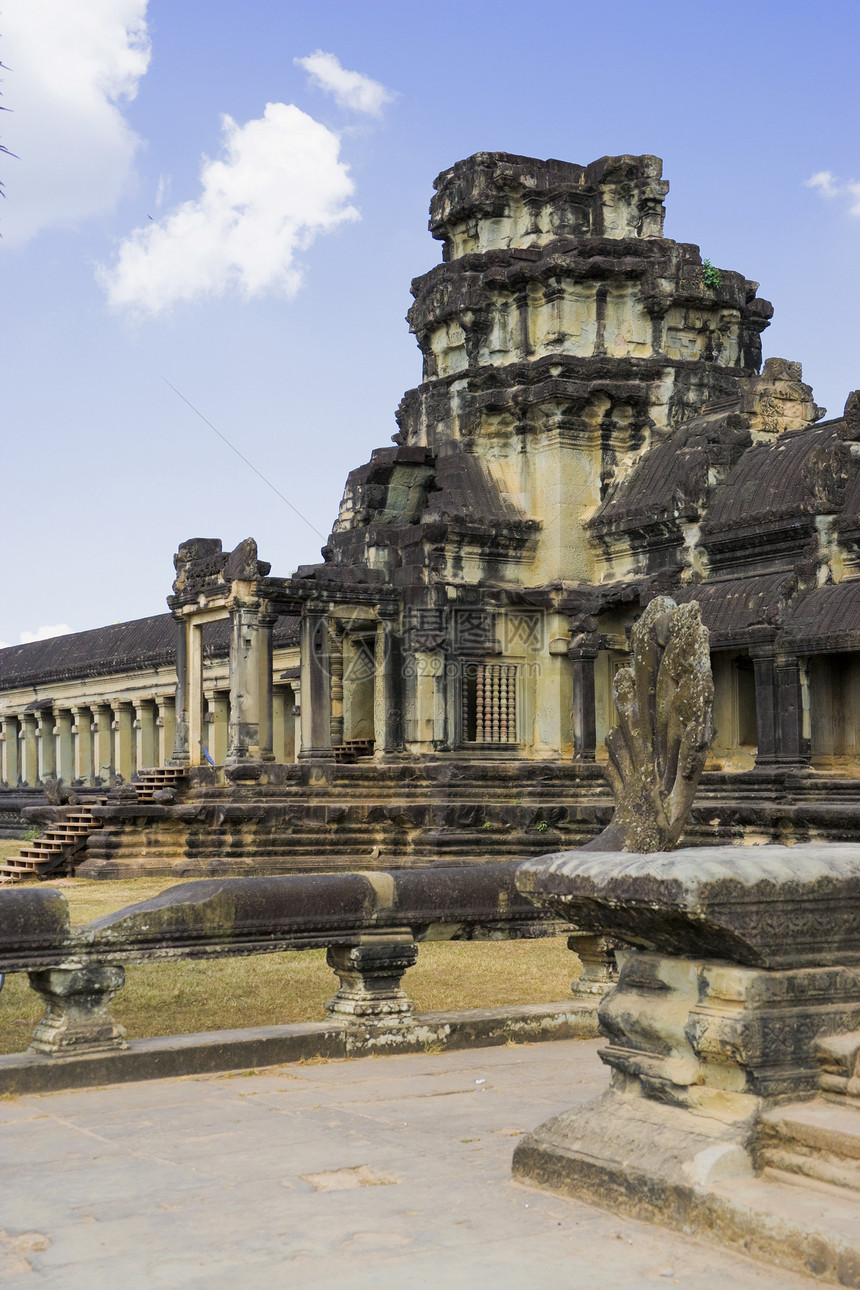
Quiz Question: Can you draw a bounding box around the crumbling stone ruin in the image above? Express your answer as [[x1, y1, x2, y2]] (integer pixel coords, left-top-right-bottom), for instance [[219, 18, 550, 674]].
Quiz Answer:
[[2, 151, 860, 874]]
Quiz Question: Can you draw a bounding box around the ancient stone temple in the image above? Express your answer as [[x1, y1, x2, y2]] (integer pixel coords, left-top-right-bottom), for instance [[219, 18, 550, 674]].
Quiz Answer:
[[3, 150, 860, 873]]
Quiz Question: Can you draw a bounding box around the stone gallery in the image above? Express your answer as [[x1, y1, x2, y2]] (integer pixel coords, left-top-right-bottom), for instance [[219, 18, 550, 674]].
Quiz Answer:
[[3, 149, 860, 876]]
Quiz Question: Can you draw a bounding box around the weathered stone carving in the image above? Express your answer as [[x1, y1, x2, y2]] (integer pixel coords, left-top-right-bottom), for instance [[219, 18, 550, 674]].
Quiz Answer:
[[514, 842, 860, 1281], [28, 963, 127, 1056], [585, 596, 714, 852], [326, 936, 419, 1039]]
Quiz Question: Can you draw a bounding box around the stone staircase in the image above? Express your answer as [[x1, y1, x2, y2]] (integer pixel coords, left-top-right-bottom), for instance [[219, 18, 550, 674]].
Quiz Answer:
[[0, 767, 188, 883], [0, 799, 108, 884], [756, 1032, 860, 1193], [133, 766, 188, 803]]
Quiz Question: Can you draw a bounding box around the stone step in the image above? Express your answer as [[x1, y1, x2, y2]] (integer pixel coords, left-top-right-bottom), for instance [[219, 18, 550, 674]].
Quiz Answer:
[[757, 1098, 860, 1192]]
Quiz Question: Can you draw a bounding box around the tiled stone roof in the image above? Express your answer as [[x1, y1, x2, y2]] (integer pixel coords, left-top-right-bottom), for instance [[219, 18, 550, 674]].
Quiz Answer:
[[0, 613, 300, 690]]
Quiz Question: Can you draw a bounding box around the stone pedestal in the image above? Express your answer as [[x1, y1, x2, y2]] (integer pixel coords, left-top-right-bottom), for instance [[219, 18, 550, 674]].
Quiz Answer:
[[514, 844, 860, 1283], [28, 964, 127, 1056], [326, 936, 418, 1041], [568, 933, 616, 999]]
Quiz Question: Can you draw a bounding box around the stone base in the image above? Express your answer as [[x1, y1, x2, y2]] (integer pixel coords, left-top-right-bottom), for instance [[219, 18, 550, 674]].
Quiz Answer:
[[513, 1091, 860, 1288], [0, 999, 598, 1096]]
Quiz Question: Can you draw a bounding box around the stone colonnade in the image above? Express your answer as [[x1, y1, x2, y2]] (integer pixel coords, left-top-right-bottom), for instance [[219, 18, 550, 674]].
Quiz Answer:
[[169, 600, 396, 769], [574, 632, 830, 770], [0, 697, 176, 788]]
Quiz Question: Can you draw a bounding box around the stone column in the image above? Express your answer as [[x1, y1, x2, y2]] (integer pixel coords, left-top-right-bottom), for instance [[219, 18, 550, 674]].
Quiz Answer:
[[299, 609, 334, 760], [187, 621, 205, 767], [329, 622, 345, 747], [18, 713, 38, 786], [1, 716, 19, 787], [71, 706, 93, 784], [374, 615, 402, 754], [272, 687, 292, 764], [207, 691, 229, 766], [291, 677, 302, 758], [156, 695, 176, 768], [570, 642, 598, 762], [92, 705, 113, 784], [775, 654, 810, 766], [36, 710, 56, 783], [28, 964, 127, 1056], [753, 650, 810, 767], [111, 701, 135, 783], [54, 708, 74, 784], [226, 605, 275, 763], [170, 615, 190, 766], [133, 699, 157, 772]]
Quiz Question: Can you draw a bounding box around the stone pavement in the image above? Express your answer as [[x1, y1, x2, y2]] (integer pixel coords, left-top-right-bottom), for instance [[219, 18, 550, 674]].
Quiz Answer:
[[0, 1038, 819, 1289]]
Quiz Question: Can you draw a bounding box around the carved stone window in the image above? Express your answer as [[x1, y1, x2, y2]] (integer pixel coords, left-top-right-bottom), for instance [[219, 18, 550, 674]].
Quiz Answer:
[[462, 663, 519, 745]]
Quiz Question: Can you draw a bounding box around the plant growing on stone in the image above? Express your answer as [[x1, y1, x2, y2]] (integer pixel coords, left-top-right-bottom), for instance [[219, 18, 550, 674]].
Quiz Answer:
[[702, 258, 722, 290], [584, 596, 714, 852]]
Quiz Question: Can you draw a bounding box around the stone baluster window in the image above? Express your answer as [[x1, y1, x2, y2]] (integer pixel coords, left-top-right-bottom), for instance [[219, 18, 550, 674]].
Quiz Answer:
[[462, 663, 519, 745]]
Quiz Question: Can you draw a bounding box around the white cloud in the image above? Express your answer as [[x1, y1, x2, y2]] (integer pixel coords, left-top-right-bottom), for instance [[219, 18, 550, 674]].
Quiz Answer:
[[18, 624, 73, 645], [295, 51, 394, 117], [98, 103, 359, 315], [154, 174, 170, 209], [805, 169, 860, 217], [1, 0, 150, 246]]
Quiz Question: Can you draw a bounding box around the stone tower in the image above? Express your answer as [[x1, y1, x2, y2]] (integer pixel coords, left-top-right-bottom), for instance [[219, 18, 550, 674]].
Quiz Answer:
[[327, 152, 774, 590]]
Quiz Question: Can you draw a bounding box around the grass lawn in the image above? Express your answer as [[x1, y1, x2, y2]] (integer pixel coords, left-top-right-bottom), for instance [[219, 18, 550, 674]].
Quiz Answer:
[[0, 868, 579, 1056]]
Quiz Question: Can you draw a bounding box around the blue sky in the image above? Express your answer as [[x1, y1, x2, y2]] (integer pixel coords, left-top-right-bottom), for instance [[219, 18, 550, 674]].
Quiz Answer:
[[2, 0, 859, 646]]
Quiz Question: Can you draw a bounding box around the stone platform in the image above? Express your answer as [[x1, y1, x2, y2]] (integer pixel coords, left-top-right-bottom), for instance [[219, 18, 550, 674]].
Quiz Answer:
[[0, 1038, 820, 1289], [66, 760, 860, 879]]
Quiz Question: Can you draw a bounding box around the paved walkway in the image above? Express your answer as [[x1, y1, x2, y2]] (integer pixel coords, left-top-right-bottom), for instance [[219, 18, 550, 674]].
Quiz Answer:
[[1, 1039, 818, 1289]]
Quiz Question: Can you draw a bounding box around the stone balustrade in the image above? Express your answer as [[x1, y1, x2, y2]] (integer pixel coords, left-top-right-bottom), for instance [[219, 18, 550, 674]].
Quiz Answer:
[[0, 863, 606, 1077]]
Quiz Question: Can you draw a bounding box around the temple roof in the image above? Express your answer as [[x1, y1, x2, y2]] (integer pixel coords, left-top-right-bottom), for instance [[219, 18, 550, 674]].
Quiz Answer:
[[0, 613, 300, 690]]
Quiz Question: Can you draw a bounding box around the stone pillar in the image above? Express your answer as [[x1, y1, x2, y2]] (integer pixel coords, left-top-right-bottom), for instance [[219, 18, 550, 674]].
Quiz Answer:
[[272, 687, 293, 764], [227, 605, 275, 763], [54, 708, 74, 784], [1, 716, 19, 787], [111, 701, 135, 783], [186, 621, 206, 767], [28, 964, 127, 1056], [299, 609, 334, 760], [374, 615, 402, 754], [133, 699, 157, 772], [71, 706, 93, 784], [36, 710, 56, 783], [326, 935, 418, 1032], [775, 654, 810, 766], [258, 610, 275, 761], [291, 678, 303, 758], [570, 643, 598, 762], [753, 651, 810, 767], [171, 615, 190, 766], [92, 705, 113, 784], [568, 933, 617, 998], [18, 713, 38, 786], [156, 695, 176, 768], [207, 691, 229, 766], [329, 622, 345, 747]]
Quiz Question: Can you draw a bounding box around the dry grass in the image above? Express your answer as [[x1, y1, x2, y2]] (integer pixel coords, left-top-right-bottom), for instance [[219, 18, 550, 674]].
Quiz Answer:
[[0, 874, 577, 1055]]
